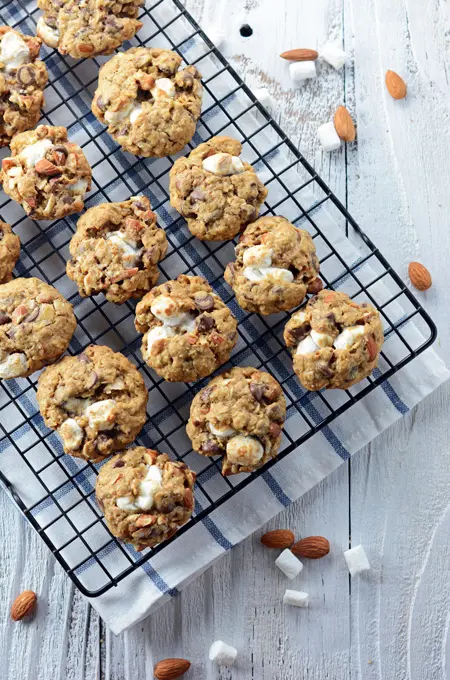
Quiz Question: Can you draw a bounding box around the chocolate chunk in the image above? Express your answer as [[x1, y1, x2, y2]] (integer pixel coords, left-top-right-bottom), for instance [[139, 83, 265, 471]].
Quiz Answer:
[[202, 440, 221, 456], [0, 313, 10, 325], [289, 325, 310, 343], [307, 277, 324, 294], [17, 66, 35, 86], [96, 95, 110, 111], [194, 294, 214, 312], [113, 459, 125, 468], [196, 315, 215, 332], [269, 422, 282, 438], [317, 363, 333, 378], [326, 313, 336, 324], [250, 382, 265, 403], [190, 187, 206, 202]]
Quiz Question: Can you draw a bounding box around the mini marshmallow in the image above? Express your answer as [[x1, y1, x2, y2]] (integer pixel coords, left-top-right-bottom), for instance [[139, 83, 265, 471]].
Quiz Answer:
[[320, 42, 347, 70], [317, 121, 341, 152], [334, 325, 365, 350], [116, 464, 163, 512], [243, 266, 294, 284], [296, 334, 319, 355], [151, 77, 175, 99], [106, 231, 139, 266], [310, 329, 334, 348], [62, 397, 90, 415], [147, 325, 176, 352], [289, 60, 317, 84], [208, 422, 237, 438], [129, 103, 143, 125], [226, 434, 264, 466], [85, 399, 117, 431], [69, 179, 89, 195], [0, 352, 28, 379], [36, 17, 60, 47], [275, 549, 304, 579], [253, 87, 275, 112], [151, 295, 186, 327], [283, 589, 309, 608], [59, 418, 84, 451], [242, 245, 273, 268], [0, 31, 30, 72], [202, 152, 245, 176], [344, 544, 371, 576], [19, 139, 54, 168], [105, 101, 135, 125], [209, 640, 237, 666]]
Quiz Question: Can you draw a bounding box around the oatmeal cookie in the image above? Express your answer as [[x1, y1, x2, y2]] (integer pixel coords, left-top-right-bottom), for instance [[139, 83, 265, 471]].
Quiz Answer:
[[37, 345, 148, 462], [95, 447, 196, 550], [169, 136, 268, 241], [187, 366, 286, 476], [1, 125, 92, 220], [0, 277, 76, 380], [284, 289, 384, 391], [0, 221, 20, 284], [0, 27, 48, 147], [66, 196, 168, 304], [37, 0, 143, 60], [92, 47, 202, 157], [224, 216, 322, 315], [135, 275, 238, 382]]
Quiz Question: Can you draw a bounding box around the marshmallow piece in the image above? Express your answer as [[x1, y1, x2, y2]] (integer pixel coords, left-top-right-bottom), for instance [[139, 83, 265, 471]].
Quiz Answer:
[[85, 399, 117, 431], [261, 267, 294, 284], [226, 435, 264, 466], [310, 329, 334, 348], [289, 60, 317, 84], [253, 87, 275, 112], [147, 325, 176, 352], [151, 295, 185, 326], [320, 42, 347, 70], [151, 77, 176, 99], [243, 245, 273, 268], [62, 397, 90, 415], [296, 334, 320, 355], [275, 549, 304, 579], [334, 325, 365, 350], [0, 31, 30, 72], [59, 418, 84, 451], [209, 640, 237, 666], [0, 352, 28, 379], [116, 464, 164, 512], [129, 102, 143, 125], [37, 17, 60, 47], [105, 100, 135, 125], [19, 139, 54, 168], [208, 422, 237, 438], [202, 152, 245, 176], [344, 544, 371, 576], [69, 179, 89, 195], [317, 122, 341, 152], [106, 231, 140, 267], [283, 589, 310, 608]]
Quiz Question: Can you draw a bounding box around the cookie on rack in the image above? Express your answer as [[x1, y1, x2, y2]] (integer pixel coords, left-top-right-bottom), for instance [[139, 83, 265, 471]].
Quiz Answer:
[[284, 289, 384, 391], [224, 215, 322, 315], [66, 196, 168, 304], [1, 125, 92, 220], [92, 47, 202, 158], [37, 345, 148, 462], [0, 27, 48, 147], [0, 277, 76, 380], [36, 0, 144, 59], [0, 221, 20, 284], [135, 275, 238, 382], [95, 446, 196, 551], [186, 366, 286, 476], [169, 136, 268, 241]]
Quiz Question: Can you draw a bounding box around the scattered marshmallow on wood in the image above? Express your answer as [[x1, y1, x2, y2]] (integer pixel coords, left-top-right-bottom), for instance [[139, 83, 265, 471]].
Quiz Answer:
[[209, 640, 238, 666], [275, 549, 304, 579], [289, 60, 317, 85], [252, 87, 275, 113], [283, 589, 310, 608], [317, 121, 342, 152], [320, 42, 347, 70], [344, 544, 371, 576]]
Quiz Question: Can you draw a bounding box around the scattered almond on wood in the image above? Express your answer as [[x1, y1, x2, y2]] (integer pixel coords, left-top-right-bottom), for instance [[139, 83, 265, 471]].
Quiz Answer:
[[154, 658, 191, 680], [10, 590, 37, 621], [385, 70, 407, 100], [408, 262, 432, 291], [291, 536, 330, 559], [280, 48, 319, 61], [334, 106, 356, 142], [261, 529, 295, 549]]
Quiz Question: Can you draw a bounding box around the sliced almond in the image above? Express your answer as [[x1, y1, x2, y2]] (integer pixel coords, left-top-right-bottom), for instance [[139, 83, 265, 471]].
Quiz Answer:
[[334, 106, 356, 142], [35, 159, 61, 176], [280, 48, 319, 62]]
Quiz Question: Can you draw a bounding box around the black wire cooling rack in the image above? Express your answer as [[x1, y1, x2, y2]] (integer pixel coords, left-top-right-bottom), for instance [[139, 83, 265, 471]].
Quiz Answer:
[[0, 0, 437, 597]]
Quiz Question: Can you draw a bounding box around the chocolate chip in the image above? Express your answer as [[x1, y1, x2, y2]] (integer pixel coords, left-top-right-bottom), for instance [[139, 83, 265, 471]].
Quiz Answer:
[[95, 434, 111, 452], [289, 325, 310, 343], [196, 315, 215, 332], [317, 363, 333, 378], [250, 382, 266, 403], [194, 294, 214, 312], [190, 187, 206, 202], [96, 95, 110, 111], [0, 313, 10, 325], [113, 459, 125, 468], [202, 440, 221, 455], [269, 422, 282, 438], [17, 66, 35, 86], [307, 277, 324, 294], [326, 313, 336, 324], [62, 195, 74, 205]]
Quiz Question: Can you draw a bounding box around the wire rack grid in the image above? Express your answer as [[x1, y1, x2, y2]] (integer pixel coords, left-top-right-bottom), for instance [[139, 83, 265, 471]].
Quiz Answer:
[[0, 0, 436, 597]]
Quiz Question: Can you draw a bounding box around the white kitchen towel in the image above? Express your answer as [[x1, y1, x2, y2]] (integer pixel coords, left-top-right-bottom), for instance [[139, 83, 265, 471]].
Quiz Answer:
[[0, 0, 448, 636]]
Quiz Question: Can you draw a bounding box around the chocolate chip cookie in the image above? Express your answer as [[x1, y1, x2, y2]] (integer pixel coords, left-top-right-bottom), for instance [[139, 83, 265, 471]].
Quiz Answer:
[[284, 289, 384, 390], [187, 366, 286, 476], [96, 447, 196, 551], [0, 221, 20, 284], [66, 196, 168, 304], [0, 27, 48, 146], [0, 277, 76, 380], [92, 47, 202, 158], [169, 136, 268, 241], [37, 345, 148, 462], [1, 125, 92, 220], [135, 275, 238, 383], [37, 0, 143, 59], [224, 215, 322, 315]]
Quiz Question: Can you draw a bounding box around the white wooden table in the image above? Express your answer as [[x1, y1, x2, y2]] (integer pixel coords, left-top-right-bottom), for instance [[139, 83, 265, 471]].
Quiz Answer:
[[2, 1, 449, 678]]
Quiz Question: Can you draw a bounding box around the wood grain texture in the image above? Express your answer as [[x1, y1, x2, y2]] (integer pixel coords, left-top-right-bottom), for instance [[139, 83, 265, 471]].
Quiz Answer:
[[1, 0, 449, 678]]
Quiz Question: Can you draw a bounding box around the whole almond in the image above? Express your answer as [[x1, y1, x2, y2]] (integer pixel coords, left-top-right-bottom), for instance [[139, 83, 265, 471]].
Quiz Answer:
[[10, 590, 37, 621], [385, 70, 407, 100], [291, 536, 330, 559], [408, 262, 432, 291], [154, 658, 191, 679], [34, 158, 61, 176], [280, 48, 319, 62], [261, 529, 295, 549], [334, 106, 356, 142]]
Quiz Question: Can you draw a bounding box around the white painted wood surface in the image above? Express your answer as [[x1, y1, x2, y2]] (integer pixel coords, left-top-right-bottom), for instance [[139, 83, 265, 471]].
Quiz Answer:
[[1, 0, 449, 678]]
